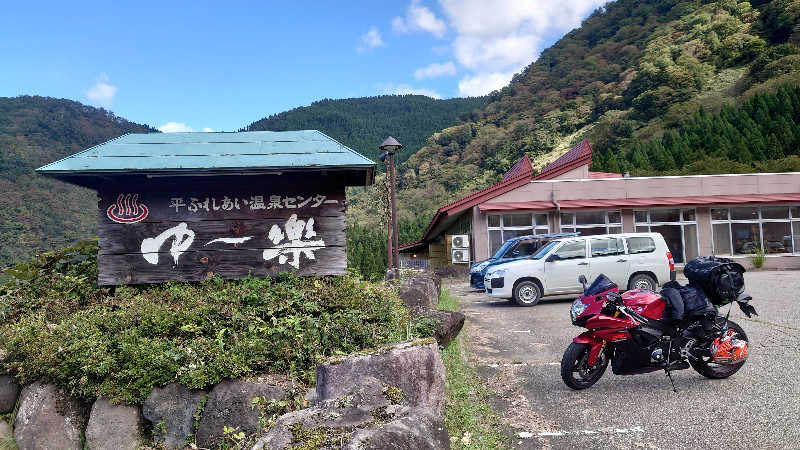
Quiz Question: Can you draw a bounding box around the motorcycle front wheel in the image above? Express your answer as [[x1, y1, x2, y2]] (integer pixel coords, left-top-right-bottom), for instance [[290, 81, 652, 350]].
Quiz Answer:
[[561, 342, 608, 390], [690, 319, 748, 379]]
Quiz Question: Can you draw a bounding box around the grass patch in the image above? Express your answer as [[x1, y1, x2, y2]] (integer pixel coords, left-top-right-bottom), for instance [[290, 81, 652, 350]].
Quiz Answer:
[[750, 247, 766, 269], [438, 288, 507, 449], [0, 240, 433, 404]]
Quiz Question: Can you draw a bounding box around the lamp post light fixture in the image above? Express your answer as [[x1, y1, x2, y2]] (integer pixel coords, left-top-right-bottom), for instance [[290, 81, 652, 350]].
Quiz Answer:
[[379, 136, 402, 274]]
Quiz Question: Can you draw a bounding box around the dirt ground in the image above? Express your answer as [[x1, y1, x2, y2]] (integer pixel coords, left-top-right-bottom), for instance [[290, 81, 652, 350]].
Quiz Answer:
[[447, 271, 800, 449]]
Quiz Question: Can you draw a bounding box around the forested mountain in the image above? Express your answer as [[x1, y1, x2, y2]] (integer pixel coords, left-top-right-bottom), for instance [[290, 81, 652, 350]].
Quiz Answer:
[[0, 96, 156, 267], [244, 95, 488, 164], [342, 0, 800, 279], [380, 0, 800, 223]]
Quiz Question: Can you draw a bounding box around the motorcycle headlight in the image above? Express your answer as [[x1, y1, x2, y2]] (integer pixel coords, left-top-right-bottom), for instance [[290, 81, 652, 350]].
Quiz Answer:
[[570, 299, 587, 321]]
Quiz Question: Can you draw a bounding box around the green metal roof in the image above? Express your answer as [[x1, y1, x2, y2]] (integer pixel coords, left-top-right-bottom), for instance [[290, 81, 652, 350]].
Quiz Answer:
[[36, 130, 375, 174]]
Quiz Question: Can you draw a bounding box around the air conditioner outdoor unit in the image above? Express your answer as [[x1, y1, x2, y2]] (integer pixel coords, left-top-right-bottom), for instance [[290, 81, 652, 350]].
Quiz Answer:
[[451, 248, 469, 264], [452, 234, 470, 249]]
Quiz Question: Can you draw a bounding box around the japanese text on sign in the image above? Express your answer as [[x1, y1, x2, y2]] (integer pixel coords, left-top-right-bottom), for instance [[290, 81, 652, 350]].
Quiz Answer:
[[168, 194, 339, 213]]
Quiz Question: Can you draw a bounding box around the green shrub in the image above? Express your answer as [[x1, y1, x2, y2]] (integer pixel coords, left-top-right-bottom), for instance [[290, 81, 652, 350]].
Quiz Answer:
[[0, 241, 428, 403], [750, 247, 766, 269]]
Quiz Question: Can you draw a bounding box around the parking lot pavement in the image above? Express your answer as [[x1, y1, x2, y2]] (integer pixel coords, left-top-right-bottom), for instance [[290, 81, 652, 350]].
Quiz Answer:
[[448, 271, 800, 449]]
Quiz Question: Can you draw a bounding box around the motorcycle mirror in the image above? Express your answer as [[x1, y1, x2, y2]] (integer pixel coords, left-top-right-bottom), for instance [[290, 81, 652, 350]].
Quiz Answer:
[[578, 274, 587, 292]]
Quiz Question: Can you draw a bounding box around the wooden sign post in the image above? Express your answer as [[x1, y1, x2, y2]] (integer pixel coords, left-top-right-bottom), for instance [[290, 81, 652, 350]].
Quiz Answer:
[[96, 184, 347, 285], [36, 130, 374, 285]]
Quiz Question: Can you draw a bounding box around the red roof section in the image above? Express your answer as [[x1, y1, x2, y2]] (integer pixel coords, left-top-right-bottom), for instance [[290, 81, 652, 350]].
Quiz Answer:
[[502, 154, 532, 181], [535, 139, 594, 180], [541, 139, 592, 173], [478, 193, 800, 212], [399, 140, 596, 250]]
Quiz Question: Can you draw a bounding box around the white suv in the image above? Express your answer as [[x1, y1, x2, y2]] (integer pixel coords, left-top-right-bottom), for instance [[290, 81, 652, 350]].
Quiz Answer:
[[484, 233, 675, 306]]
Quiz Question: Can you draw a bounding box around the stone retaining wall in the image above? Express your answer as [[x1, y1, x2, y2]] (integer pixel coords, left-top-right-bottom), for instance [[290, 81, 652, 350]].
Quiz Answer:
[[0, 340, 450, 450]]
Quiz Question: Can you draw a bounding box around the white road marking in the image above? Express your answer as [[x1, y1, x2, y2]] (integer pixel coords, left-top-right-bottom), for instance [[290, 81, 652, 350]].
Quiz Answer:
[[511, 330, 531, 333], [517, 426, 645, 439], [486, 362, 529, 368]]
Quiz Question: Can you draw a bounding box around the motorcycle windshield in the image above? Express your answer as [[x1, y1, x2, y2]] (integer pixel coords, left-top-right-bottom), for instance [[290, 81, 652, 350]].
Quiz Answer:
[[585, 274, 617, 295]]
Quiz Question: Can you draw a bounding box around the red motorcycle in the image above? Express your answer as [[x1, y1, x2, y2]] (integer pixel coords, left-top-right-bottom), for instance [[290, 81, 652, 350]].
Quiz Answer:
[[561, 271, 756, 391]]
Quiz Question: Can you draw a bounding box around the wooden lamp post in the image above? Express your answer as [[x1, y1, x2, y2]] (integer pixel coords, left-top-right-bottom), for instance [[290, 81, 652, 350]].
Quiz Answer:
[[379, 136, 402, 274]]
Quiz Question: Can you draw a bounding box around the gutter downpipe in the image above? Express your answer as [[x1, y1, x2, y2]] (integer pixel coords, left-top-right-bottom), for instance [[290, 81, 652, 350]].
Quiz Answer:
[[552, 190, 561, 229]]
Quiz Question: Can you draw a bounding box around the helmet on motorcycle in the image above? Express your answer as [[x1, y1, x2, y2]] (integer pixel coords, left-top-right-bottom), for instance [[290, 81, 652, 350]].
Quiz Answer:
[[710, 328, 748, 364]]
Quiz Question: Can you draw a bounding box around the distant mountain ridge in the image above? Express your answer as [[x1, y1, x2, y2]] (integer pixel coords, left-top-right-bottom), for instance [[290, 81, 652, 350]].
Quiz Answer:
[[0, 96, 156, 267], [244, 94, 488, 164], [0, 94, 484, 268]]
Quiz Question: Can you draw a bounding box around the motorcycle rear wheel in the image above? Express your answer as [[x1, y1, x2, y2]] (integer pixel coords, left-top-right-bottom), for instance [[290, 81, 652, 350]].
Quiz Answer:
[[690, 319, 748, 379], [561, 342, 608, 390]]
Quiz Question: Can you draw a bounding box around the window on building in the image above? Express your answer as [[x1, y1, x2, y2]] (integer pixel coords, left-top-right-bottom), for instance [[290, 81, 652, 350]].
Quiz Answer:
[[487, 213, 550, 254], [711, 206, 799, 255], [634, 208, 698, 263], [560, 210, 622, 236]]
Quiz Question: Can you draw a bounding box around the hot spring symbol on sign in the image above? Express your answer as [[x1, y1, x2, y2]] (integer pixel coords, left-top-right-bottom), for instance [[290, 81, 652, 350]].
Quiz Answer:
[[107, 194, 149, 223]]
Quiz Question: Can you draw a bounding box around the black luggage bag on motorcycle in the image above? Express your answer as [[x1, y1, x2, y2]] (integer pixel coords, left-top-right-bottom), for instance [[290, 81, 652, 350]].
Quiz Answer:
[[683, 256, 745, 306]]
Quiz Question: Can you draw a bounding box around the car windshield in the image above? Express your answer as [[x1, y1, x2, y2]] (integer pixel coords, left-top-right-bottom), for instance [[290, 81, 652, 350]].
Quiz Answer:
[[491, 240, 516, 259], [531, 241, 559, 260], [504, 239, 543, 258]]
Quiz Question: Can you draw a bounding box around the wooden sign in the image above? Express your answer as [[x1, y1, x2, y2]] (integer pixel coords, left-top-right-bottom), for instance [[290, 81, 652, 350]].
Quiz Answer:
[[96, 186, 347, 285]]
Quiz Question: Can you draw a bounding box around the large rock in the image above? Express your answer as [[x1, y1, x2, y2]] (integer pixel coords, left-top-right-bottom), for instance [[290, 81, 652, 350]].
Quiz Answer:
[[422, 309, 466, 347], [0, 375, 21, 413], [85, 398, 146, 450], [251, 403, 448, 450], [346, 406, 449, 450], [398, 273, 441, 312], [14, 381, 89, 450], [142, 383, 205, 450], [316, 340, 446, 416], [195, 380, 286, 448]]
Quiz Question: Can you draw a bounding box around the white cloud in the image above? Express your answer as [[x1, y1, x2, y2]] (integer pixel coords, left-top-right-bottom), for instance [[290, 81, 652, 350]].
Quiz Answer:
[[440, 0, 604, 38], [86, 73, 118, 108], [358, 27, 386, 53], [392, 0, 446, 38], [382, 83, 442, 99], [158, 122, 196, 133], [457, 72, 515, 96], [202, 127, 214, 132], [430, 0, 606, 96], [452, 34, 539, 72], [414, 61, 456, 79]]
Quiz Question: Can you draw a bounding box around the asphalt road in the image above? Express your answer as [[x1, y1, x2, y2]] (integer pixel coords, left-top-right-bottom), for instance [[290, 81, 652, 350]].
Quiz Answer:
[[448, 271, 800, 449]]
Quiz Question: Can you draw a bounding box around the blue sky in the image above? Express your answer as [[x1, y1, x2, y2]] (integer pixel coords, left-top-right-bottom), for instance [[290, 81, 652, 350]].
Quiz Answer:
[[1, 1, 605, 132]]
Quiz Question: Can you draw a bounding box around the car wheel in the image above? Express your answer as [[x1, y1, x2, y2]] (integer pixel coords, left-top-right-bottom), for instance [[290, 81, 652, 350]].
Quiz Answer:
[[513, 280, 542, 307], [628, 273, 657, 291]]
